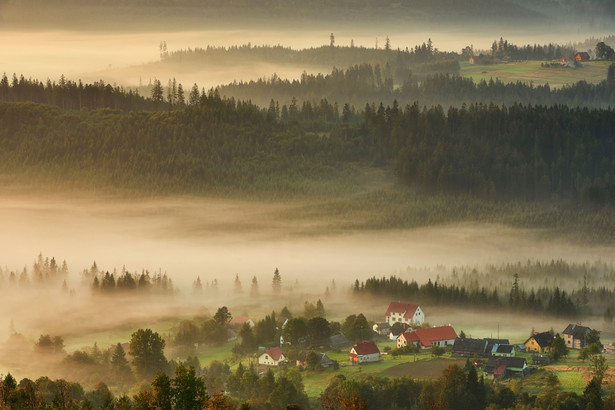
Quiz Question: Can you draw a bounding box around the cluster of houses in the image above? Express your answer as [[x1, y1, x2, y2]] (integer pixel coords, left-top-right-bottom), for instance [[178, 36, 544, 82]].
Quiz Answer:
[[252, 301, 601, 381]]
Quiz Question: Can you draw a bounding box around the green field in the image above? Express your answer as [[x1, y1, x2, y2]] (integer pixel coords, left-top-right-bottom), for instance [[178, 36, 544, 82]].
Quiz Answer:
[[460, 60, 612, 88]]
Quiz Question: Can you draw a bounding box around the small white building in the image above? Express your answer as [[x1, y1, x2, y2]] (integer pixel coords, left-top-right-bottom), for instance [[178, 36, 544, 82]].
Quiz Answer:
[[258, 347, 286, 366], [349, 341, 380, 364], [385, 302, 424, 326]]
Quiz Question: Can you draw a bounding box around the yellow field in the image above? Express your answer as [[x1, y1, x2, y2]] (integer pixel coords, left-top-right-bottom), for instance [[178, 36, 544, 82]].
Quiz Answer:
[[460, 60, 612, 88]]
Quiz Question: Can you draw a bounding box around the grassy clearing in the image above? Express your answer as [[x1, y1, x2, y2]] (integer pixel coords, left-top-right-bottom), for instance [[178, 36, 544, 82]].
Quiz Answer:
[[460, 60, 611, 88]]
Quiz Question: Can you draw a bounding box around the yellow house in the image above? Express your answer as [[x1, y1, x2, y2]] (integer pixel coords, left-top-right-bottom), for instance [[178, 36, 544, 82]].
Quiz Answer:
[[524, 331, 553, 353]]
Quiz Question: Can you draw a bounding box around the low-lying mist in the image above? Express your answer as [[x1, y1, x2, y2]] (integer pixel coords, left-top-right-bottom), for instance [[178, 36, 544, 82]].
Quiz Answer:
[[2, 193, 614, 354], [2, 27, 614, 89]]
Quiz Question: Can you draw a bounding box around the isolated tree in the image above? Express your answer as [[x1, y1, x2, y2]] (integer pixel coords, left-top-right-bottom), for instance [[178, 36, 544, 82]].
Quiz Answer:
[[193, 276, 202, 294], [272, 268, 281, 295], [234, 274, 242, 294], [250, 276, 259, 297], [214, 306, 232, 328], [586, 329, 602, 348], [111, 343, 133, 383], [330, 33, 335, 47], [129, 329, 168, 380]]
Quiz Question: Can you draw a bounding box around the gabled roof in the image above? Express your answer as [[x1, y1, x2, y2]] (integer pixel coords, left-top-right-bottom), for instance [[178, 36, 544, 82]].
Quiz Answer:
[[485, 338, 509, 352], [351, 341, 380, 355], [453, 338, 488, 354], [229, 316, 252, 326], [525, 331, 553, 348], [485, 356, 526, 373], [402, 326, 458, 347], [563, 324, 590, 339], [264, 347, 284, 361], [494, 344, 515, 354], [390, 322, 411, 336], [385, 302, 420, 319]]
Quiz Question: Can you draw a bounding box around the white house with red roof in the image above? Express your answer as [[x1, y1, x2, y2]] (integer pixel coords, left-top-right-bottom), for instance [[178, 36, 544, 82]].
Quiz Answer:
[[349, 341, 380, 364], [385, 302, 424, 326], [258, 347, 286, 366], [397, 326, 457, 349]]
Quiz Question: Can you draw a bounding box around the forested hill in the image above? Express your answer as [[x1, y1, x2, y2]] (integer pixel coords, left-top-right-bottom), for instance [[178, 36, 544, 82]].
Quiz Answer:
[[2, 81, 615, 205]]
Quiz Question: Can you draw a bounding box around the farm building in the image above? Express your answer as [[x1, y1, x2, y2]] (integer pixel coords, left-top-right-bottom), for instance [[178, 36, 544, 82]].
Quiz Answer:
[[397, 326, 457, 349], [524, 331, 553, 353], [385, 302, 424, 326], [562, 324, 591, 349], [349, 341, 380, 364]]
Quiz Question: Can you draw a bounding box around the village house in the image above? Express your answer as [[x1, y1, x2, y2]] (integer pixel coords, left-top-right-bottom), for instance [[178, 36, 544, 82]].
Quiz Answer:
[[452, 338, 488, 357], [385, 301, 425, 326], [296, 350, 335, 368], [562, 324, 591, 349], [452, 338, 510, 357], [397, 326, 458, 349], [349, 341, 380, 364], [524, 331, 553, 353], [258, 347, 286, 366], [484, 356, 527, 379], [575, 51, 590, 61], [492, 344, 515, 357]]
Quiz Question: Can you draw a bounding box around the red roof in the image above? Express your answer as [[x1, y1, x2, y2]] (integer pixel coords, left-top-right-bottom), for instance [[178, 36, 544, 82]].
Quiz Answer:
[[351, 341, 380, 355], [402, 326, 458, 347], [385, 302, 419, 320], [265, 347, 284, 361], [229, 316, 251, 325]]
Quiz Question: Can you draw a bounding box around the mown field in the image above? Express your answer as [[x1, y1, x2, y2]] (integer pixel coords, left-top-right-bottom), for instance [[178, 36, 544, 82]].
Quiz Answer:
[[460, 60, 612, 88]]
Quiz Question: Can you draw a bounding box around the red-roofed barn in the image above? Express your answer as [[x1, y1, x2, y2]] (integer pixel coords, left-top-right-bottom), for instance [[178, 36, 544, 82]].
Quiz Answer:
[[349, 341, 380, 364], [385, 302, 424, 326], [397, 326, 458, 349]]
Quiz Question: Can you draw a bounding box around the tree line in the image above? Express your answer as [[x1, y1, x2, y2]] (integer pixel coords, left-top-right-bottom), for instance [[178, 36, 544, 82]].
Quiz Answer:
[[353, 274, 579, 317]]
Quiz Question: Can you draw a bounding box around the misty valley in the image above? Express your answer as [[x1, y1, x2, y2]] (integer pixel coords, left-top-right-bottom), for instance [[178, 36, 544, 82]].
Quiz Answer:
[[3, 0, 615, 408]]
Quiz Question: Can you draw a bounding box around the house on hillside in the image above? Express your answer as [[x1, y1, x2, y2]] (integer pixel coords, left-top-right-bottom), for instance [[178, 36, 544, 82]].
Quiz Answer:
[[452, 338, 489, 357], [492, 344, 515, 357], [385, 302, 425, 326], [575, 52, 590, 61], [229, 316, 254, 328], [524, 331, 554, 353], [397, 326, 458, 349], [562, 324, 591, 349], [349, 341, 380, 364], [297, 350, 335, 369], [258, 347, 286, 366], [484, 356, 527, 379]]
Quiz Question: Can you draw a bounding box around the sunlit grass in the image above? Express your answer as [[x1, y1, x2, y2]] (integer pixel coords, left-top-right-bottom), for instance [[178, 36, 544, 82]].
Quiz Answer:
[[460, 61, 611, 88]]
